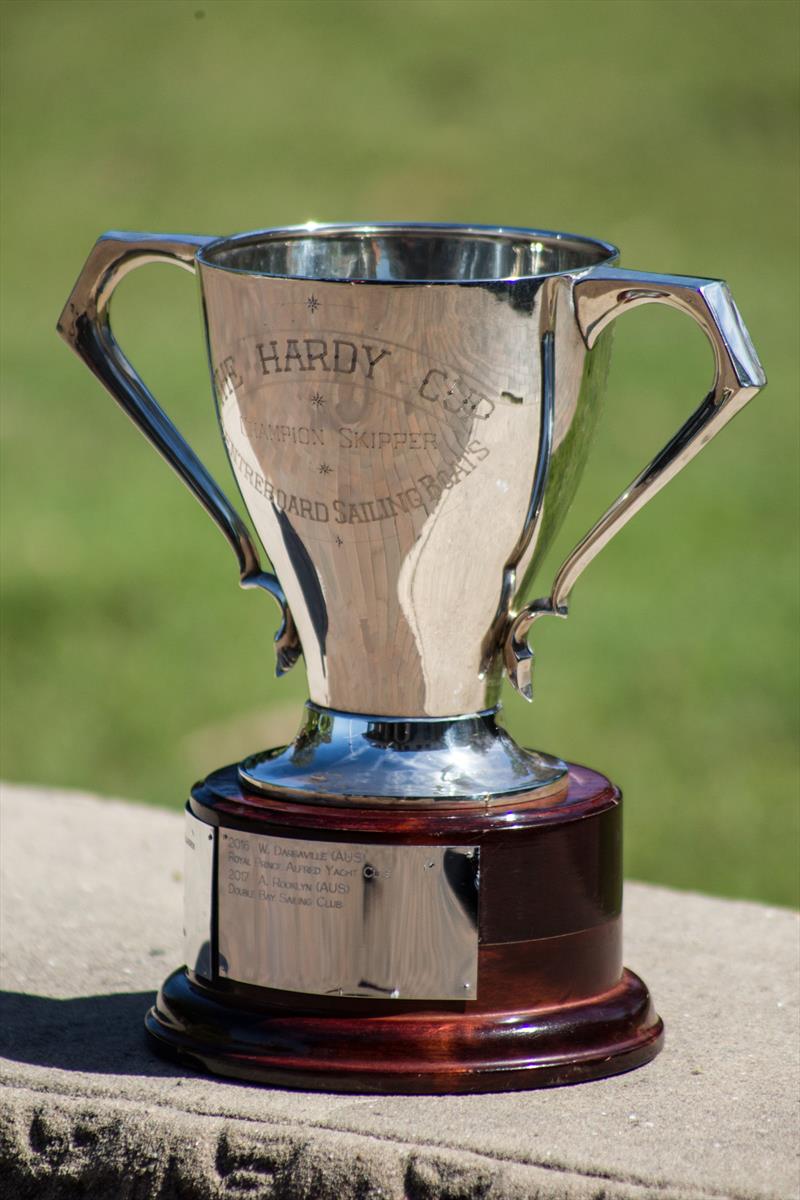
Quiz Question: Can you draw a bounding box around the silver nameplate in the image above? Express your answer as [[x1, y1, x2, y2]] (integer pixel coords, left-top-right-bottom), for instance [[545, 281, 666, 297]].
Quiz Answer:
[[183, 808, 215, 980], [217, 832, 479, 1000]]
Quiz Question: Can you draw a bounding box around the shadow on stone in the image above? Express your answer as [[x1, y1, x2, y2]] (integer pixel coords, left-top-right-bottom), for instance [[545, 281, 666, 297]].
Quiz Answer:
[[0, 990, 191, 1077]]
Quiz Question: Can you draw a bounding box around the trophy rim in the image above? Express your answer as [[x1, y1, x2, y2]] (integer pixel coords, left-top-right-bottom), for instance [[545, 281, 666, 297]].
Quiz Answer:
[[195, 220, 620, 284]]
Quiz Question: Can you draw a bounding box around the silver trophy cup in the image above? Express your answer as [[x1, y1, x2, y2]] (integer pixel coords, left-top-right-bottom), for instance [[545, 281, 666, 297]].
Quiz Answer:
[[58, 223, 765, 803], [58, 224, 765, 1091]]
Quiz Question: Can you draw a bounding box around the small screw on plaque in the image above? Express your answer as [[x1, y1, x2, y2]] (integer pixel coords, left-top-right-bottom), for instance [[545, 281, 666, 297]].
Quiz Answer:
[[463, 982, 471, 991], [425, 860, 435, 869], [390, 988, 400, 999]]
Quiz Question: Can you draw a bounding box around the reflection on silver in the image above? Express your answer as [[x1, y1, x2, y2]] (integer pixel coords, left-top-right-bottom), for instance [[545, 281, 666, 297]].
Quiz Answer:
[[504, 269, 767, 696], [217, 831, 479, 1000], [58, 223, 766, 721], [183, 807, 215, 981], [195, 226, 607, 717], [55, 232, 300, 675], [239, 704, 567, 804]]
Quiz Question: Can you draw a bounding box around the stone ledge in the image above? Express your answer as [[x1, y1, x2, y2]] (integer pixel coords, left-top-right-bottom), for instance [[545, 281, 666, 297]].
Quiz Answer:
[[3, 1086, 720, 1200], [1, 782, 797, 1200]]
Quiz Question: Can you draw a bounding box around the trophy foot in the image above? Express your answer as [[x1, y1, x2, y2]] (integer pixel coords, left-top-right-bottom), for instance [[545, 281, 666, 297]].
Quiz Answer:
[[145, 966, 662, 1094], [147, 760, 663, 1093], [238, 704, 568, 806]]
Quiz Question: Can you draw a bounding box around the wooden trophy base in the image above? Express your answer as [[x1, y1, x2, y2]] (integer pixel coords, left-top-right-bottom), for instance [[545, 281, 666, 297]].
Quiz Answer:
[[146, 761, 663, 1093]]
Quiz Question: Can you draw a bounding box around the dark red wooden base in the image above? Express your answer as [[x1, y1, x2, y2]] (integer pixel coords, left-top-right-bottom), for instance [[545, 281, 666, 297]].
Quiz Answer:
[[146, 965, 662, 1093], [145, 760, 663, 1092]]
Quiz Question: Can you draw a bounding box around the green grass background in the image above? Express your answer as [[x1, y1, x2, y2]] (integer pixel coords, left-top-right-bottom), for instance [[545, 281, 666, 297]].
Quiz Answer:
[[1, 0, 797, 906]]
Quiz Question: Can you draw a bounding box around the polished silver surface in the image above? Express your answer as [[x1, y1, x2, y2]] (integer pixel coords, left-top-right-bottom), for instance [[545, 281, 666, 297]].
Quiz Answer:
[[183, 807, 215, 981], [58, 222, 767, 724], [197, 224, 616, 716], [504, 268, 768, 696], [56, 232, 300, 674], [239, 703, 567, 804], [217, 829, 479, 1000]]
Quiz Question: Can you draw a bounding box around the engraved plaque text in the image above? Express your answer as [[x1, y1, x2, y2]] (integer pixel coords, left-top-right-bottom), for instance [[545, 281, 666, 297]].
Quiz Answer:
[[217, 831, 479, 1000]]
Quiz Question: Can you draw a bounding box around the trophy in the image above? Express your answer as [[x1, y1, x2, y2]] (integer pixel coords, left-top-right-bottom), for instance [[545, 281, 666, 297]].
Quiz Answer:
[[58, 223, 765, 1092]]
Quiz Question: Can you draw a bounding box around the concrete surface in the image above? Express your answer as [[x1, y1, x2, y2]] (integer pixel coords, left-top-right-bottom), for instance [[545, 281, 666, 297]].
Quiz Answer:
[[0, 782, 797, 1200]]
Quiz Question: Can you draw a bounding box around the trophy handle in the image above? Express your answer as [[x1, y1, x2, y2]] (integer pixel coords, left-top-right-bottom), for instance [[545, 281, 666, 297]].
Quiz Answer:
[[505, 266, 767, 699], [56, 231, 301, 675]]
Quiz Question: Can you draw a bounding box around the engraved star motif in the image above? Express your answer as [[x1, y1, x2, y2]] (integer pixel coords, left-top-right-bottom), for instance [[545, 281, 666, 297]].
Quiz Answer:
[[318, 462, 332, 475], [335, 535, 344, 546], [309, 391, 325, 407], [306, 294, 320, 312]]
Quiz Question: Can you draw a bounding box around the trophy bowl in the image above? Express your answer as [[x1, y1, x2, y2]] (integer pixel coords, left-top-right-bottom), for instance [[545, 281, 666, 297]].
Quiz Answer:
[[58, 222, 765, 1092]]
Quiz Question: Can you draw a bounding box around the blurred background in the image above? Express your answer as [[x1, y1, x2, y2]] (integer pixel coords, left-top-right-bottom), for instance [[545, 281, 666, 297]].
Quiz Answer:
[[1, 0, 797, 906]]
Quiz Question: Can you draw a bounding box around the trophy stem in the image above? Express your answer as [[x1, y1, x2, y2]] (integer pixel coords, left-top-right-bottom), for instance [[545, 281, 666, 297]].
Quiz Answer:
[[238, 702, 568, 806]]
